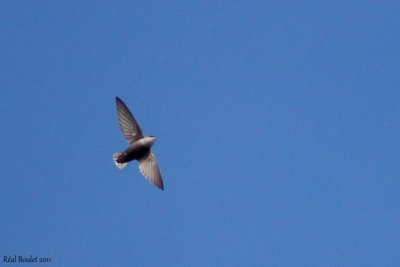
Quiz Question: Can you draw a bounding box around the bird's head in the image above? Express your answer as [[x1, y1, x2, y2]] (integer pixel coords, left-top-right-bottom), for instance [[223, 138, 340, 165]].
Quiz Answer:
[[142, 136, 157, 147]]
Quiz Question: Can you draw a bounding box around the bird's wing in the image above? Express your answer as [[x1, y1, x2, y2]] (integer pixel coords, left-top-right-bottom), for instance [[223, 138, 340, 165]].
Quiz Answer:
[[138, 152, 164, 190], [116, 97, 143, 143]]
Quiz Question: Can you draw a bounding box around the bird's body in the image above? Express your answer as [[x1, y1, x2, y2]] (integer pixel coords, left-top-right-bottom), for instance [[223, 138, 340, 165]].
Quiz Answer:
[[113, 97, 164, 190], [117, 137, 156, 162]]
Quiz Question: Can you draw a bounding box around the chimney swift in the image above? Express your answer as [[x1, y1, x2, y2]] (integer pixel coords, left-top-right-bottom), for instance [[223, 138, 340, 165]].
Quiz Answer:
[[113, 96, 164, 190]]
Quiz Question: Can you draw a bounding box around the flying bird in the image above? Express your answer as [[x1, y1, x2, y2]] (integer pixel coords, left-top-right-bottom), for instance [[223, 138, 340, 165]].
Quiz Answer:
[[113, 96, 164, 190]]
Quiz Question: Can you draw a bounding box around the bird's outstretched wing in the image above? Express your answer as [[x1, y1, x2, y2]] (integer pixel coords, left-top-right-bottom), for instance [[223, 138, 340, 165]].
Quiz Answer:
[[116, 97, 143, 143], [139, 152, 164, 190]]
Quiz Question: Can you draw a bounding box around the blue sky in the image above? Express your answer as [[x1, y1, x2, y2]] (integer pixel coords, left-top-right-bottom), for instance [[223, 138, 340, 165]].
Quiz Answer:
[[1, 1, 399, 266]]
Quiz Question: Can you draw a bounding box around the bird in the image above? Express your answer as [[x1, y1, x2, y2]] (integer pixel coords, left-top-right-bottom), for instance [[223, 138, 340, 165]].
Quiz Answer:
[[113, 96, 164, 190]]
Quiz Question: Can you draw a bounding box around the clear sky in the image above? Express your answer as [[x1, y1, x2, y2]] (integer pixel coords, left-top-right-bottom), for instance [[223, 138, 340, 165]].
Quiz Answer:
[[1, 1, 399, 266]]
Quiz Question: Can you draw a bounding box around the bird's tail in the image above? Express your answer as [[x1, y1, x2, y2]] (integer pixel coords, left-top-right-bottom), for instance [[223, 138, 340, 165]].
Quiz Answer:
[[113, 152, 128, 169]]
